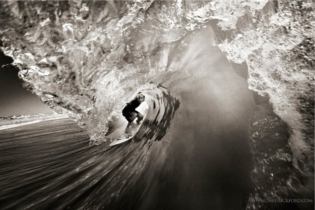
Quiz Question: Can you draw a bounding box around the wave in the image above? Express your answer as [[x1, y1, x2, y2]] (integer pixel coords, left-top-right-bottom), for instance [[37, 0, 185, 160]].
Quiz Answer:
[[0, 0, 267, 140], [1, 1, 313, 209], [0, 0, 213, 141]]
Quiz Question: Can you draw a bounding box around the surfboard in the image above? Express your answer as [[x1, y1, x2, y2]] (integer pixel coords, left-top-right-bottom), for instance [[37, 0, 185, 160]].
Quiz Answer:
[[109, 118, 145, 146]]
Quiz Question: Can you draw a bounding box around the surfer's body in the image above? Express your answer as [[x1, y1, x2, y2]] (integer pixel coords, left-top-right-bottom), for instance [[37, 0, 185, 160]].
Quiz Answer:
[[108, 93, 146, 146], [122, 93, 145, 123]]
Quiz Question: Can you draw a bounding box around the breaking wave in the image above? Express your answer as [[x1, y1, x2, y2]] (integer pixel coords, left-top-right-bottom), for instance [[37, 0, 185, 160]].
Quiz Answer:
[[0, 0, 216, 141], [0, 0, 313, 171], [1, 1, 313, 209]]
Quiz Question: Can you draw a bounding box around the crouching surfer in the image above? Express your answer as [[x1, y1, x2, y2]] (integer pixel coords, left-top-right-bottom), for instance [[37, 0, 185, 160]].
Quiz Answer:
[[122, 92, 145, 124]]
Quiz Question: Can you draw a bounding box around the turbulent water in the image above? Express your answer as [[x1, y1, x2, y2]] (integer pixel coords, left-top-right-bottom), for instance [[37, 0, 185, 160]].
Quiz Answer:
[[0, 1, 314, 210]]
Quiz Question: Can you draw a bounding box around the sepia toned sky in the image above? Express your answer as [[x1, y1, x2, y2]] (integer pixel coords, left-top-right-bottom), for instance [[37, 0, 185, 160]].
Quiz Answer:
[[0, 53, 53, 117]]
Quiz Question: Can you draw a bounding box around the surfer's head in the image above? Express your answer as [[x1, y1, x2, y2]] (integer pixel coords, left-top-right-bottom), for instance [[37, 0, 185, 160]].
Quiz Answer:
[[136, 92, 145, 103]]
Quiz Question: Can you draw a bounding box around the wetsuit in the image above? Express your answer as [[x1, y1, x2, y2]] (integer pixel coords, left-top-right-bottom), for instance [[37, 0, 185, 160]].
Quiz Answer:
[[122, 99, 141, 122]]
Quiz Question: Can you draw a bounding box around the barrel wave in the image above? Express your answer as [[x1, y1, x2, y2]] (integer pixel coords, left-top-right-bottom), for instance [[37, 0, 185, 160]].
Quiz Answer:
[[0, 25, 254, 209], [0, 1, 313, 210]]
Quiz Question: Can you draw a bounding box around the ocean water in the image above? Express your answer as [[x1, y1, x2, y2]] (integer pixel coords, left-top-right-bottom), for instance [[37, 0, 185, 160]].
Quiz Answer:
[[0, 26, 255, 210], [0, 1, 313, 209]]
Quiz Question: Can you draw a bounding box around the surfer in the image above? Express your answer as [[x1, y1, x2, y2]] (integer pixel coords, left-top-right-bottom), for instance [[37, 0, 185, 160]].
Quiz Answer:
[[122, 92, 145, 124]]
